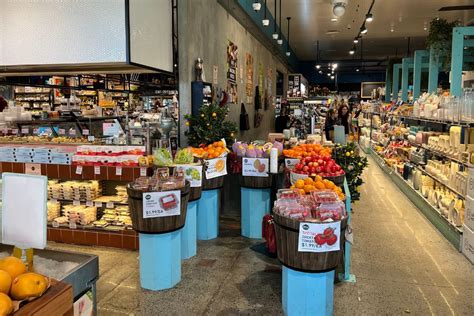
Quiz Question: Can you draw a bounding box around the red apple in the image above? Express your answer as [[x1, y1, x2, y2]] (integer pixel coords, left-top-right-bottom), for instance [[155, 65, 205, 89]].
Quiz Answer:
[[295, 163, 303, 170], [308, 162, 314, 167], [303, 166, 309, 173]]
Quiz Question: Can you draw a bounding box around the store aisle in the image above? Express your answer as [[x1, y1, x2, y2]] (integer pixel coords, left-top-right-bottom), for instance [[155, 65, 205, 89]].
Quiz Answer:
[[49, 155, 473, 315]]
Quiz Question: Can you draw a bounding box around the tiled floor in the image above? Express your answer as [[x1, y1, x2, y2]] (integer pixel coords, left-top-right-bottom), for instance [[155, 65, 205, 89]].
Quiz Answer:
[[49, 155, 474, 315]]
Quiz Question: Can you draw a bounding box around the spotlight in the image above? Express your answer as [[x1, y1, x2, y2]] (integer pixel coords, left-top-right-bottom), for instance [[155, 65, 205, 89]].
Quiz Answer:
[[319, 70, 323, 74], [353, 38, 359, 44], [366, 13, 373, 23], [252, 1, 261, 11], [316, 65, 321, 69], [332, 0, 348, 17], [331, 75, 335, 79], [349, 49, 355, 55], [286, 51, 291, 57], [277, 39, 283, 45], [356, 68, 360, 72], [273, 33, 279, 40], [332, 63, 338, 69], [361, 25, 368, 34], [262, 19, 270, 26], [327, 73, 331, 77]]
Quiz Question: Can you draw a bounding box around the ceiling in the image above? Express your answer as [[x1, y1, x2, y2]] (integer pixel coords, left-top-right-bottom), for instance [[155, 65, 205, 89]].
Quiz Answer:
[[262, 0, 474, 61]]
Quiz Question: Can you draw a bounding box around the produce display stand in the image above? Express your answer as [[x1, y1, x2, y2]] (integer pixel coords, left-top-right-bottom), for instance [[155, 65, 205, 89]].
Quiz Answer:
[[339, 177, 355, 283], [181, 186, 202, 259], [127, 182, 190, 290], [13, 279, 73, 316], [274, 213, 347, 316], [0, 245, 99, 315], [239, 174, 273, 239], [197, 176, 224, 240]]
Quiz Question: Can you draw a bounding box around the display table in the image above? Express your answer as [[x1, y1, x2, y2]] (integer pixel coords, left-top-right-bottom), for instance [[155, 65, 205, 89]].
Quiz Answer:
[[197, 176, 224, 240], [128, 183, 190, 290], [181, 186, 202, 259], [239, 175, 273, 239]]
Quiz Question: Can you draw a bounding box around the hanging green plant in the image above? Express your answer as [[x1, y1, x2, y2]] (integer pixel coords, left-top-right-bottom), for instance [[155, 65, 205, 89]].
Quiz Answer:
[[184, 102, 238, 147], [426, 18, 460, 69]]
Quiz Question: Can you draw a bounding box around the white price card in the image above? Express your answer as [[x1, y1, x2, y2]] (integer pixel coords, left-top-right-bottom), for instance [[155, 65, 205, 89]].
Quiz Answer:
[[116, 166, 122, 176], [2, 128, 8, 134], [298, 221, 341, 253], [94, 166, 101, 175], [88, 136, 95, 142], [11, 129, 18, 135], [140, 167, 147, 177], [175, 165, 203, 187], [75, 166, 83, 175], [106, 202, 114, 209], [285, 158, 300, 169], [21, 128, 29, 134], [95, 202, 103, 207], [52, 221, 60, 228], [143, 191, 181, 218], [58, 129, 66, 135], [69, 129, 76, 136], [82, 129, 90, 136], [242, 158, 269, 177], [204, 157, 227, 180], [33, 128, 39, 135], [69, 221, 77, 229], [86, 201, 94, 207], [73, 200, 81, 206]]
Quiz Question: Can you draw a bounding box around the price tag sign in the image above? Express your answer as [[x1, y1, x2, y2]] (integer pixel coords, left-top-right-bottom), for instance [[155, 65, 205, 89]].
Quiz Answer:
[[140, 167, 147, 177], [285, 159, 300, 169], [82, 129, 90, 136], [58, 128, 66, 135], [33, 128, 39, 135], [69, 129, 76, 136], [52, 221, 60, 228], [2, 128, 8, 134], [142, 191, 181, 218], [106, 202, 114, 209], [94, 166, 101, 175], [21, 128, 29, 134], [298, 222, 341, 253], [75, 166, 83, 175], [88, 136, 95, 142], [242, 158, 269, 177], [86, 201, 94, 207], [69, 221, 77, 229], [95, 202, 103, 207], [204, 157, 227, 180], [116, 167, 122, 176], [73, 200, 81, 206], [175, 165, 203, 187], [11, 129, 18, 135]]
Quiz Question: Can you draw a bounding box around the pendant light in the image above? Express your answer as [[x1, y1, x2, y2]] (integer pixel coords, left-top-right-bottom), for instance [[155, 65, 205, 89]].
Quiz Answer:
[[262, 0, 269, 26], [252, 1, 261, 11], [277, 0, 283, 45], [361, 24, 368, 35], [272, 0, 278, 39], [365, 13, 373, 22], [286, 17, 291, 56]]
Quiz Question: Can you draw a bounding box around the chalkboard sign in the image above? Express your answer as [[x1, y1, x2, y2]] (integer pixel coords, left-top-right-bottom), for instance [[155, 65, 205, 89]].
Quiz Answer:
[[361, 82, 385, 99]]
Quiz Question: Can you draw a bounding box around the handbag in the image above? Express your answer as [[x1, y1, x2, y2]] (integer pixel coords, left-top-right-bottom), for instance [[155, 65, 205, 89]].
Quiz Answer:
[[240, 103, 250, 130], [262, 214, 276, 254]]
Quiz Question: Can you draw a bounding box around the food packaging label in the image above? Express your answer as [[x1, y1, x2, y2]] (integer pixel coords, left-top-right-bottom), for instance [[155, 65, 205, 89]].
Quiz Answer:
[[175, 165, 203, 187], [298, 221, 341, 253], [205, 157, 227, 179], [242, 158, 269, 177], [142, 190, 181, 218], [94, 166, 101, 175]]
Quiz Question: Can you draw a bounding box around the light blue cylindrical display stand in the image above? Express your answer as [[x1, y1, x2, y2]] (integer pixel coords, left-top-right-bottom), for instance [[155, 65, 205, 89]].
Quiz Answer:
[[197, 189, 219, 240], [139, 231, 181, 290], [282, 266, 335, 316], [181, 200, 198, 259], [241, 187, 271, 239]]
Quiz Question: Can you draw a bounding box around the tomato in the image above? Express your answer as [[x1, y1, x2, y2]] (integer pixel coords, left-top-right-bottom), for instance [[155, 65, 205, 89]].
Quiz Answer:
[[326, 234, 338, 246], [314, 234, 327, 245]]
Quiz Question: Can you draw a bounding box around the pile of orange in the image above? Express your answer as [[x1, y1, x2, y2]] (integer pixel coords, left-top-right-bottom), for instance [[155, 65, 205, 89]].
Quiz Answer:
[[291, 176, 345, 200], [283, 144, 332, 159], [191, 141, 227, 159]]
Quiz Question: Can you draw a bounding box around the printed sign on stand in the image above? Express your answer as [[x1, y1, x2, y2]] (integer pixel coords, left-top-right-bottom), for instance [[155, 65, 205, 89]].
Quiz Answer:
[[142, 191, 181, 219], [298, 221, 341, 253], [205, 157, 227, 179], [242, 158, 269, 177], [285, 158, 300, 169], [175, 165, 203, 187]]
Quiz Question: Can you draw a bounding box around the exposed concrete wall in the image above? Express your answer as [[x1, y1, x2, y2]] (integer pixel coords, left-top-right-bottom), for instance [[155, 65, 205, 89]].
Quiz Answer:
[[178, 0, 289, 145]]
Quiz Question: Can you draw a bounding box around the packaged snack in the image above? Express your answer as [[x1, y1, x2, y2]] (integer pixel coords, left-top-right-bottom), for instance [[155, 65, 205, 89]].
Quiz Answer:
[[314, 202, 345, 221]]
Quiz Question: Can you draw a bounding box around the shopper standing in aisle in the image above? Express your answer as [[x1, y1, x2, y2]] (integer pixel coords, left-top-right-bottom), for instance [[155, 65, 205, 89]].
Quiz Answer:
[[275, 106, 290, 133], [352, 103, 362, 139], [338, 104, 351, 138], [324, 109, 337, 141]]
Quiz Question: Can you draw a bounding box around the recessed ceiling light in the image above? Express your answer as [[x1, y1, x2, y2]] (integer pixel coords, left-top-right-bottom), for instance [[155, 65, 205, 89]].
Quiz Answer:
[[356, 68, 360, 72], [319, 70, 323, 74], [326, 30, 340, 35], [327, 73, 331, 77], [331, 75, 335, 79], [316, 65, 321, 69], [332, 63, 338, 69], [331, 18, 338, 22]]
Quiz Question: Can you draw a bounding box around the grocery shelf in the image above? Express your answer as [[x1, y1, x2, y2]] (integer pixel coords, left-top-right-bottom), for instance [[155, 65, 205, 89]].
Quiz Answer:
[[370, 148, 462, 250], [0, 162, 152, 182], [414, 166, 466, 200], [49, 198, 128, 206]]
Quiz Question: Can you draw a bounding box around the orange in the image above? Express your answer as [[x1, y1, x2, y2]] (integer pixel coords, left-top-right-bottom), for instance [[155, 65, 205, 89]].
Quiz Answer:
[[0, 271, 11, 295], [314, 175, 323, 182], [0, 293, 12, 315], [295, 179, 305, 189], [304, 177, 314, 185], [323, 180, 335, 190], [315, 181, 326, 190], [290, 185, 295, 189], [303, 185, 314, 193], [10, 272, 49, 300], [299, 189, 305, 195], [0, 257, 26, 281]]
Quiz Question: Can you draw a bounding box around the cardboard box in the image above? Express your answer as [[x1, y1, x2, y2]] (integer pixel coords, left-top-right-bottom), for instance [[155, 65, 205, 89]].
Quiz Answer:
[[462, 224, 474, 264], [464, 195, 474, 231]]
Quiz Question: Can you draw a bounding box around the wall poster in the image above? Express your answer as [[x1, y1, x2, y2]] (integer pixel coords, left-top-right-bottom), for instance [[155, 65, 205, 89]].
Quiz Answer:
[[226, 41, 238, 104]]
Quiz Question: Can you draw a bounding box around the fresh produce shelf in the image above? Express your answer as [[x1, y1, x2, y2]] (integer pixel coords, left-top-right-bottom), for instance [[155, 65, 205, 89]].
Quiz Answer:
[[370, 148, 462, 249]]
